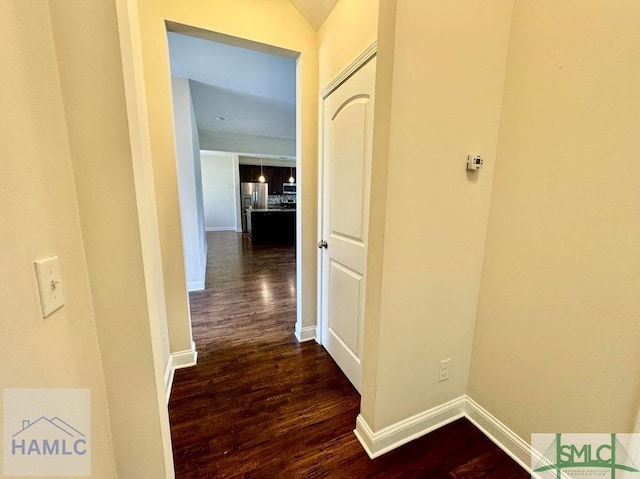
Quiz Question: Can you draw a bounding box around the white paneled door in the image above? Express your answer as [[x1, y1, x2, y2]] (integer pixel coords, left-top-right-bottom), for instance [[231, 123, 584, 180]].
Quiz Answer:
[[319, 57, 376, 392]]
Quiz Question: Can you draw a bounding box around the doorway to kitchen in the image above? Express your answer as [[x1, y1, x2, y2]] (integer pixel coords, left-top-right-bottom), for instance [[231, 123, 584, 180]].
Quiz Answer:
[[166, 23, 302, 334], [164, 24, 352, 478]]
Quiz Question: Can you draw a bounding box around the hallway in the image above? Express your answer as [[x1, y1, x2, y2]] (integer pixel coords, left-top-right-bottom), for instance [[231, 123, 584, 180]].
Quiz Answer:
[[168, 232, 528, 478]]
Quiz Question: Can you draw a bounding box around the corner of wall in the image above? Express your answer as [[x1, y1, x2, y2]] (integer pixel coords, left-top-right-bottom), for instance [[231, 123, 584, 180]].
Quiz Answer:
[[359, 0, 397, 431]]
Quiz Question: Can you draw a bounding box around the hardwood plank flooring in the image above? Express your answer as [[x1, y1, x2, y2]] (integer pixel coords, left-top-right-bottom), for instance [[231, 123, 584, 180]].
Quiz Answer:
[[169, 231, 528, 478]]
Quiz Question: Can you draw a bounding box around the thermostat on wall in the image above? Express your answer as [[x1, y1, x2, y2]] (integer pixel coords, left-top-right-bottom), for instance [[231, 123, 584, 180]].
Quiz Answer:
[[467, 154, 483, 171]]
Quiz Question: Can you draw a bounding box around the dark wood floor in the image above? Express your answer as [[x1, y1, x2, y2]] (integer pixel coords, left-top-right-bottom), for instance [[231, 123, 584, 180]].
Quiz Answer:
[[169, 232, 528, 478]]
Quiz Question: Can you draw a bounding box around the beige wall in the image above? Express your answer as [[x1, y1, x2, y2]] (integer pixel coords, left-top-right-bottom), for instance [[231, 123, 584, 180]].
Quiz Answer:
[[0, 0, 117, 476], [134, 0, 319, 335], [51, 0, 176, 476], [6, 1, 637, 475], [360, 0, 396, 423], [317, 0, 378, 89], [361, 0, 514, 430], [469, 0, 640, 438]]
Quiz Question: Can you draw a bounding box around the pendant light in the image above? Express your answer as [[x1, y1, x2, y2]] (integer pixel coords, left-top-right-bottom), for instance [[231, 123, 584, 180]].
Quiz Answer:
[[288, 166, 295, 184], [258, 157, 266, 183]]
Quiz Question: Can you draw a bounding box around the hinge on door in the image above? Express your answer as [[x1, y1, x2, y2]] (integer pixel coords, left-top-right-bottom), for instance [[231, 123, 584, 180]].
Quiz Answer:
[[317, 240, 328, 249]]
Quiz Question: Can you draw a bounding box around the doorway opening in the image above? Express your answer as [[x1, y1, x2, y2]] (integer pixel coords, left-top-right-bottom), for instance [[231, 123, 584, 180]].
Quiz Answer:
[[166, 22, 303, 336], [164, 24, 366, 478]]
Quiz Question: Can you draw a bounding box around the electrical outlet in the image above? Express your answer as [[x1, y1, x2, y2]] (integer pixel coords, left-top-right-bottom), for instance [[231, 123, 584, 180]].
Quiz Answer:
[[438, 358, 451, 382]]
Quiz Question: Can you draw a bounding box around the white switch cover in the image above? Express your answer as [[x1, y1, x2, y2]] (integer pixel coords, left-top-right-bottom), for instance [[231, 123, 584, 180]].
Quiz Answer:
[[34, 255, 65, 317]]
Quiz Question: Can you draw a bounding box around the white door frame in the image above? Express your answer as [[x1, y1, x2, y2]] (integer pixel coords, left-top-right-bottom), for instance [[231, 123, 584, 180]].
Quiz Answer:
[[316, 42, 378, 346]]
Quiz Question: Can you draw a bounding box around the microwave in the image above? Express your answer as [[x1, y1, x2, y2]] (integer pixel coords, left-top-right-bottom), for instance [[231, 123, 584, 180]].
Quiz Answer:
[[283, 183, 296, 194]]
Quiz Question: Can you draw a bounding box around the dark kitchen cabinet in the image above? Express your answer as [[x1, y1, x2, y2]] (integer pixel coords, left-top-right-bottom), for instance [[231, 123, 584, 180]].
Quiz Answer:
[[239, 165, 253, 182], [239, 165, 263, 183], [262, 166, 274, 192], [239, 165, 296, 195], [271, 168, 283, 194], [247, 209, 296, 245]]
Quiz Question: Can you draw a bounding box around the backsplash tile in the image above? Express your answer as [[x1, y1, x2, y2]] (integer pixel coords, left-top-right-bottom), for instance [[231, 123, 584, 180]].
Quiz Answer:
[[268, 195, 284, 206]]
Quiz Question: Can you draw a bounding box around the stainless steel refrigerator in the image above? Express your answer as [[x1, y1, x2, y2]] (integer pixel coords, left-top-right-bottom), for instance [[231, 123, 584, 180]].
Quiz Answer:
[[240, 182, 268, 233]]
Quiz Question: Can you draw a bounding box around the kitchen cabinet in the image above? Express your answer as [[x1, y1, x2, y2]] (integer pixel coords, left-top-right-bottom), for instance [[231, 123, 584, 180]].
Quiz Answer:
[[262, 166, 274, 191], [252, 165, 262, 182], [239, 165, 263, 183], [239, 165, 253, 182], [246, 209, 296, 245], [271, 167, 283, 194], [239, 165, 297, 195]]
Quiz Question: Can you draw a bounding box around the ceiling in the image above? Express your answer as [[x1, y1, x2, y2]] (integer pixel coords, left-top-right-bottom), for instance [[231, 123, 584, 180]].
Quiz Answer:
[[166, 0, 339, 158], [168, 32, 296, 156], [168, 32, 296, 105], [289, 0, 340, 30], [189, 81, 295, 140]]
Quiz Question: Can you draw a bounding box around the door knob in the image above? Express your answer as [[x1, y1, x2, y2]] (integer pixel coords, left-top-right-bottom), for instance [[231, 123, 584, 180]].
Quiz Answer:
[[317, 240, 328, 249]]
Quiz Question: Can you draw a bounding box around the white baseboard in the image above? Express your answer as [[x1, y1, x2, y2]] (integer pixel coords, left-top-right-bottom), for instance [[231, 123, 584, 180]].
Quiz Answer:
[[294, 325, 316, 343], [354, 396, 466, 459], [165, 341, 198, 403], [173, 341, 198, 369], [188, 280, 205, 291], [464, 396, 534, 474], [164, 360, 175, 404], [187, 243, 208, 292], [205, 226, 236, 232], [354, 395, 537, 476]]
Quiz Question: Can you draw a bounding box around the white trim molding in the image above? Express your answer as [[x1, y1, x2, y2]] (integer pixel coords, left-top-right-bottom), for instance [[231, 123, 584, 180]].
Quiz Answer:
[[294, 325, 316, 343], [354, 395, 538, 476], [165, 341, 198, 403], [320, 41, 377, 99], [205, 226, 237, 232], [188, 280, 205, 291], [354, 396, 466, 459], [315, 41, 378, 354], [464, 396, 533, 473]]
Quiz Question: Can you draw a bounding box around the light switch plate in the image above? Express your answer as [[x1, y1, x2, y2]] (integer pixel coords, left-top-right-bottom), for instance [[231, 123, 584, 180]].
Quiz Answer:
[[34, 255, 65, 317]]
